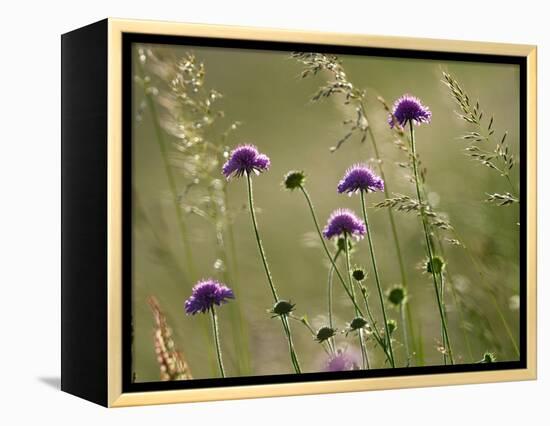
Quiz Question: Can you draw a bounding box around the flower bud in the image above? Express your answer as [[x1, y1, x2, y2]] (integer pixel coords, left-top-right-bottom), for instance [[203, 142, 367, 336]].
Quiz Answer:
[[387, 319, 397, 335], [283, 170, 306, 190], [388, 285, 407, 306], [425, 256, 445, 274], [352, 267, 366, 282], [481, 352, 496, 363], [315, 326, 337, 343], [336, 236, 354, 252], [349, 316, 368, 331], [270, 300, 295, 317]]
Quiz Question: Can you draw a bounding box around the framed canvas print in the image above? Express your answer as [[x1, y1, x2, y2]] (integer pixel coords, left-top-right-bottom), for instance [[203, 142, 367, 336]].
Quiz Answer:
[[61, 18, 537, 407]]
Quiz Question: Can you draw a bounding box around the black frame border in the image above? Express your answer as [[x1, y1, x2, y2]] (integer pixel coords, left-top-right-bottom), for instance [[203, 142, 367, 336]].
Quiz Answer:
[[122, 33, 527, 394]]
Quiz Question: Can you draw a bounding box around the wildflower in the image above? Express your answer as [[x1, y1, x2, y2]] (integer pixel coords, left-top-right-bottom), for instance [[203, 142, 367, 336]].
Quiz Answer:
[[388, 285, 407, 306], [283, 170, 306, 190], [184, 279, 234, 377], [315, 326, 337, 343], [337, 164, 384, 195], [325, 349, 360, 372], [323, 209, 366, 240], [233, 146, 301, 373], [184, 279, 234, 315], [222, 144, 270, 179], [388, 95, 432, 128]]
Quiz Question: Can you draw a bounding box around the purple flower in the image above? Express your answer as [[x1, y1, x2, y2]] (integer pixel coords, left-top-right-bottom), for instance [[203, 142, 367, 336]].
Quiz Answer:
[[184, 279, 235, 315], [323, 209, 366, 240], [337, 164, 384, 195], [325, 350, 359, 372], [222, 144, 271, 179], [388, 94, 432, 128]]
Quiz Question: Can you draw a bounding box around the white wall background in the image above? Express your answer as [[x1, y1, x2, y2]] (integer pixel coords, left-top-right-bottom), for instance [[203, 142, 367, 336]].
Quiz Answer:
[[0, 0, 546, 424]]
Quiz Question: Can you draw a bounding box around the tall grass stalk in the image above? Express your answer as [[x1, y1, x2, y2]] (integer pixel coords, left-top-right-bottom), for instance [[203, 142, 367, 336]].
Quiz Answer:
[[400, 302, 410, 363], [408, 121, 454, 364], [137, 60, 197, 279], [380, 95, 478, 363], [137, 59, 220, 375], [452, 227, 520, 357], [366, 122, 421, 365], [210, 188, 251, 375], [138, 50, 254, 374], [358, 285, 394, 366], [442, 72, 518, 204], [431, 228, 475, 362]]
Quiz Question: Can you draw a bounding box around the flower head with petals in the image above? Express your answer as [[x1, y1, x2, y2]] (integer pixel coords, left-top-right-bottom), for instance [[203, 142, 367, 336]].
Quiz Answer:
[[222, 144, 270, 179], [323, 208, 366, 240], [388, 94, 432, 128], [184, 279, 234, 315], [337, 164, 384, 195], [325, 349, 359, 372]]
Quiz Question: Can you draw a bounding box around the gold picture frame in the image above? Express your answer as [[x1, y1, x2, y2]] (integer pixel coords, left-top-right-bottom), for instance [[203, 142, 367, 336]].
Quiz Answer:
[[61, 18, 537, 407]]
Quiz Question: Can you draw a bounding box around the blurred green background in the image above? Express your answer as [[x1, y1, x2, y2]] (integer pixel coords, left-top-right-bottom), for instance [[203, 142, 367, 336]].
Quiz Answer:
[[131, 43, 520, 382]]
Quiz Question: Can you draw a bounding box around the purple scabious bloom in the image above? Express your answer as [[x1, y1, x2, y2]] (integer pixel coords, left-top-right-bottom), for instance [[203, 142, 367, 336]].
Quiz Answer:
[[325, 350, 359, 372], [337, 164, 384, 195], [388, 94, 432, 128], [184, 279, 235, 315], [222, 144, 270, 179], [323, 209, 366, 240]]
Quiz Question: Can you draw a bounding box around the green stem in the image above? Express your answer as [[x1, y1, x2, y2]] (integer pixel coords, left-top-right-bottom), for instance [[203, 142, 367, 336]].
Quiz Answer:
[[210, 308, 226, 378], [281, 316, 302, 372], [246, 173, 278, 301], [328, 250, 342, 330], [360, 330, 371, 369], [359, 289, 382, 340], [214, 189, 251, 375], [298, 185, 394, 367], [367, 125, 409, 290], [291, 316, 333, 356], [358, 287, 393, 364], [408, 121, 454, 364], [438, 271, 448, 365], [400, 303, 410, 364], [430, 226, 474, 363], [246, 173, 301, 373], [344, 233, 369, 369], [223, 185, 241, 282], [505, 174, 519, 197], [367, 120, 420, 365], [297, 186, 365, 316], [359, 190, 395, 367]]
